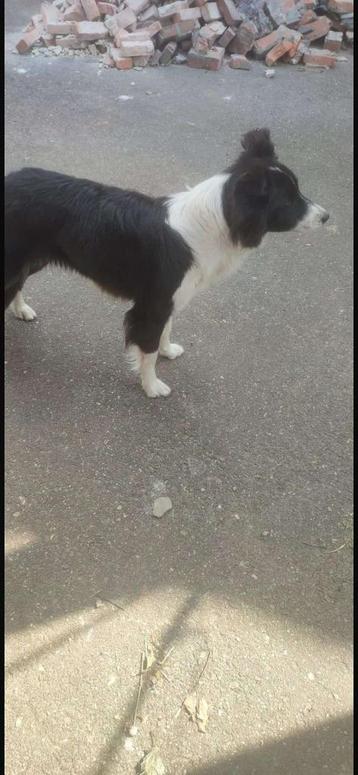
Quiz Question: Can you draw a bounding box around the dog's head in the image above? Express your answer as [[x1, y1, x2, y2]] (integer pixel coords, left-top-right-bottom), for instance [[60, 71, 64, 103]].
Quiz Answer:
[[223, 128, 329, 248]]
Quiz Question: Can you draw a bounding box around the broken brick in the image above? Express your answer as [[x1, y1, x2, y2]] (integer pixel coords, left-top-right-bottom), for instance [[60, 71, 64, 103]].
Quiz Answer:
[[132, 54, 151, 65], [157, 20, 196, 44], [324, 30, 343, 51], [265, 38, 294, 65], [229, 53, 251, 68], [217, 0, 242, 26], [228, 21, 257, 55], [16, 25, 44, 53], [74, 20, 108, 38], [112, 8, 137, 31], [80, 0, 100, 21], [253, 24, 296, 56], [55, 34, 86, 48], [138, 5, 159, 24], [201, 2, 222, 23], [187, 44, 224, 69], [97, 2, 117, 14], [126, 0, 151, 14], [149, 48, 162, 64], [303, 47, 336, 66], [158, 1, 189, 20], [63, 3, 85, 22], [40, 2, 60, 27], [159, 40, 177, 62], [217, 26, 236, 48]]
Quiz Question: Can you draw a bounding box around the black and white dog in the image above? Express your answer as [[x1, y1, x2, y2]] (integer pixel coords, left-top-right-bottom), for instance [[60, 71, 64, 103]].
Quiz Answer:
[[5, 128, 329, 398]]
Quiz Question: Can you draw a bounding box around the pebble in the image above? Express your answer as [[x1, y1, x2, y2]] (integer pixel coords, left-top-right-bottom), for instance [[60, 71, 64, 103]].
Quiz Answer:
[[152, 496, 172, 519], [265, 68, 275, 78]]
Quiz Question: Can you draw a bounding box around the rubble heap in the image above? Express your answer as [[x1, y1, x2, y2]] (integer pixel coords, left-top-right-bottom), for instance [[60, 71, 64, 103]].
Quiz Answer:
[[15, 0, 354, 71]]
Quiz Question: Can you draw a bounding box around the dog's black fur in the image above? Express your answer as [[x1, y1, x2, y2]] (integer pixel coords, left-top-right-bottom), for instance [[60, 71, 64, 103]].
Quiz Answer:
[[5, 129, 327, 366]]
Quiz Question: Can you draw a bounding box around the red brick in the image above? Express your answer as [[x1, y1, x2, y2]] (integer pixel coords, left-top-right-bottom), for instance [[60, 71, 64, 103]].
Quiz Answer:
[[201, 3, 222, 23], [283, 39, 307, 64], [112, 8, 137, 30], [187, 44, 225, 69], [298, 10, 318, 27], [253, 24, 296, 56], [74, 20, 108, 38], [126, 0, 151, 14], [16, 25, 44, 53], [55, 34, 86, 48], [98, 2, 117, 14], [229, 53, 251, 69], [217, 25, 236, 48], [63, 3, 85, 22], [117, 38, 154, 56], [303, 47, 336, 67], [228, 20, 257, 54], [217, 0, 241, 26], [327, 0, 353, 10], [157, 20, 196, 44], [265, 38, 294, 65], [324, 30, 343, 51], [47, 21, 75, 34], [132, 54, 151, 65], [115, 28, 151, 44], [193, 0, 207, 6], [173, 8, 202, 22], [144, 20, 162, 36], [138, 5, 159, 24], [303, 17, 331, 42], [80, 0, 100, 22], [110, 47, 133, 68], [158, 1, 189, 20]]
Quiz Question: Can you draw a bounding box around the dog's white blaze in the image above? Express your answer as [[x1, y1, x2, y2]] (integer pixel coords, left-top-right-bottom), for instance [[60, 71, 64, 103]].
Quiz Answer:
[[10, 292, 37, 321], [167, 174, 248, 312]]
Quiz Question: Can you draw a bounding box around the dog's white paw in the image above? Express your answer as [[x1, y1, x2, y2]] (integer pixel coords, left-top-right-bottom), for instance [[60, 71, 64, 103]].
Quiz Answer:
[[143, 378, 171, 398], [159, 343, 184, 360], [12, 303, 37, 321]]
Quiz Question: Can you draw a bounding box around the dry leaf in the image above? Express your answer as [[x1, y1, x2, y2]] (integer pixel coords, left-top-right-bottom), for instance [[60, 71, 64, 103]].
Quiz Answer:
[[139, 749, 166, 775], [183, 692, 197, 721], [196, 698, 208, 733], [143, 638, 156, 672]]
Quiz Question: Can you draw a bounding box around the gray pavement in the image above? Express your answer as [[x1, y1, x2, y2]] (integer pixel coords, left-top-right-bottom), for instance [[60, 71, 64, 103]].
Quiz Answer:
[[5, 6, 353, 774]]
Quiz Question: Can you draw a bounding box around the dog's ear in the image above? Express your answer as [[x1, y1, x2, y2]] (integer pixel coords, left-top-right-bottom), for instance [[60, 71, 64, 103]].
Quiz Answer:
[[224, 167, 269, 248], [241, 128, 276, 160]]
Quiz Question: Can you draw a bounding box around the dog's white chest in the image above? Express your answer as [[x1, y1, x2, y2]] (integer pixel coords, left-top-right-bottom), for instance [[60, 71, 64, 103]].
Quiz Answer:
[[167, 174, 247, 312]]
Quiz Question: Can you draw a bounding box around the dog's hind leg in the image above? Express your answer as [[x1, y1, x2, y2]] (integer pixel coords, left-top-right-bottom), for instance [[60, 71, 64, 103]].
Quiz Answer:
[[159, 317, 184, 360]]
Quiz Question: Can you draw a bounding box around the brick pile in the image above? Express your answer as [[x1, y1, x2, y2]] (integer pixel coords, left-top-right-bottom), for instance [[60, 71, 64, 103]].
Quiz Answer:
[[15, 0, 354, 70]]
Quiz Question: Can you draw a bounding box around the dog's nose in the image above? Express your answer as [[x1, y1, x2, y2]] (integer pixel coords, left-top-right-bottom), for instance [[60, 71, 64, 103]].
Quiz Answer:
[[321, 211, 329, 224]]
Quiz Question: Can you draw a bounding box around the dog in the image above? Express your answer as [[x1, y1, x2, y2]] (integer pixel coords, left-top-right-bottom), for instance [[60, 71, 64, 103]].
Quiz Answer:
[[5, 128, 329, 398]]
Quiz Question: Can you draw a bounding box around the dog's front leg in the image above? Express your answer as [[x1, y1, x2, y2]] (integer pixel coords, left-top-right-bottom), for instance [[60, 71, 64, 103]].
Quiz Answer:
[[159, 317, 184, 359]]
